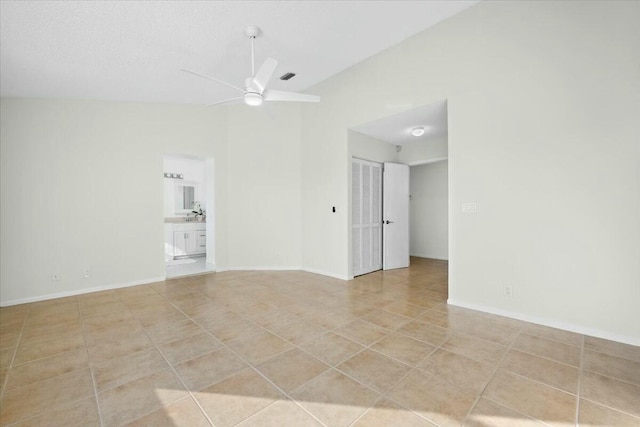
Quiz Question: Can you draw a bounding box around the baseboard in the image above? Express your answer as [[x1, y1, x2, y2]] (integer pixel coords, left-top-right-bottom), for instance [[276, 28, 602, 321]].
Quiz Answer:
[[206, 265, 350, 281], [447, 298, 640, 347], [301, 267, 350, 281], [217, 266, 302, 272], [0, 276, 166, 307], [410, 253, 448, 261]]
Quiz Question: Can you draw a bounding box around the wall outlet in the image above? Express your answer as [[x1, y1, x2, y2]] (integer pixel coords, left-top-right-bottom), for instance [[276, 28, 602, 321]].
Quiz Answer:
[[51, 274, 60, 281], [504, 284, 513, 297], [84, 269, 90, 278], [462, 202, 477, 213]]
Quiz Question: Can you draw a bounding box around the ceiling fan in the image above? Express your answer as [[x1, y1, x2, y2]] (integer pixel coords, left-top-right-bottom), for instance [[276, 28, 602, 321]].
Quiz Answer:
[[182, 26, 320, 107]]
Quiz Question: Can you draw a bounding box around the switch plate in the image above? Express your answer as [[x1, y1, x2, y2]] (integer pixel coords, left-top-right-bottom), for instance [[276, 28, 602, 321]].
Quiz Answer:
[[462, 202, 477, 213]]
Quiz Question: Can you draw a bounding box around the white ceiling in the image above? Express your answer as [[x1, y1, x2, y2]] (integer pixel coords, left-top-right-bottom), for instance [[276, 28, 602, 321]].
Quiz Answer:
[[352, 100, 448, 146], [0, 1, 478, 105]]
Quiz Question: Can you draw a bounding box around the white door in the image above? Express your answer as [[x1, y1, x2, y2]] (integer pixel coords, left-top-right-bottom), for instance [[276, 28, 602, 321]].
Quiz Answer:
[[383, 162, 410, 270], [352, 159, 382, 276]]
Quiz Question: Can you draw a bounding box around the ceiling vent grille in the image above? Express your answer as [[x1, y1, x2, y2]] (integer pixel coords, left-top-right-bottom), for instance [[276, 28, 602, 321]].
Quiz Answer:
[[280, 72, 296, 81]]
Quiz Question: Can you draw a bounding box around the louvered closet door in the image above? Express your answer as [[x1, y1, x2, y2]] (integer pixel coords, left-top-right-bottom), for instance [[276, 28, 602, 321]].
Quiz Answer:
[[352, 158, 382, 276]]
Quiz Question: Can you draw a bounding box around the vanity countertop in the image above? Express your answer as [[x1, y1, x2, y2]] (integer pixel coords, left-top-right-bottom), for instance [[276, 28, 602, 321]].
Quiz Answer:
[[164, 217, 206, 224]]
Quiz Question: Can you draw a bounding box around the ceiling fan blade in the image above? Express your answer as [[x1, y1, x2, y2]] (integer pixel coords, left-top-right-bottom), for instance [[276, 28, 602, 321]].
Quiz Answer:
[[252, 57, 278, 93], [263, 90, 320, 103], [204, 97, 244, 108], [181, 68, 245, 93]]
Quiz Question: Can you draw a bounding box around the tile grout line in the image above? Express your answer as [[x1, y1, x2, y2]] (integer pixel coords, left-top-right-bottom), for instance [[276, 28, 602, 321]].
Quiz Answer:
[[5, 298, 101, 426], [80, 289, 211, 427], [461, 324, 525, 424], [578, 355, 640, 388], [577, 396, 640, 420], [78, 297, 107, 427], [0, 307, 28, 402], [380, 305, 465, 418], [122, 286, 218, 427], [203, 281, 441, 425], [467, 326, 598, 425], [139, 326, 217, 426], [3, 298, 97, 427], [157, 289, 330, 427], [345, 306, 452, 426], [345, 395, 385, 427], [210, 330, 329, 425], [336, 300, 498, 425], [3, 267, 638, 426], [575, 334, 585, 426], [480, 395, 555, 427], [0, 306, 30, 420]]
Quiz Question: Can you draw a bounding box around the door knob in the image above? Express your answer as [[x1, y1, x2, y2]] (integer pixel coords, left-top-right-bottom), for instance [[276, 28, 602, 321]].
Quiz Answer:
[[385, 220, 394, 224]]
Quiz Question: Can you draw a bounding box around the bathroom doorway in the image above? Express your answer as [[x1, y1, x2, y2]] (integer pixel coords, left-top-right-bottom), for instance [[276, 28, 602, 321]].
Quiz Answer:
[[163, 154, 215, 278]]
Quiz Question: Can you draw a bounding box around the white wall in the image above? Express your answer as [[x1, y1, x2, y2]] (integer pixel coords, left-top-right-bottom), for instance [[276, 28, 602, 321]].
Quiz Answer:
[[301, 1, 640, 343], [410, 161, 448, 260], [163, 155, 206, 217], [2, 1, 639, 344], [225, 104, 303, 270], [0, 99, 304, 304], [0, 99, 227, 304], [348, 130, 398, 164], [399, 135, 448, 165]]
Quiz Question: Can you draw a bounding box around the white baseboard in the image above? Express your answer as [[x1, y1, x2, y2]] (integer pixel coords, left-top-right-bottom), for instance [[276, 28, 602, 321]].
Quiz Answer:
[[410, 253, 448, 261], [217, 266, 301, 272], [447, 298, 640, 347], [301, 267, 350, 281], [219, 265, 352, 281], [0, 276, 166, 307], [0, 266, 347, 306]]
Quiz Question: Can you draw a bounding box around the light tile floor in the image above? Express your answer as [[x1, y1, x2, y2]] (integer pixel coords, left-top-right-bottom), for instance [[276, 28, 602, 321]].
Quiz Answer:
[[1, 258, 639, 426]]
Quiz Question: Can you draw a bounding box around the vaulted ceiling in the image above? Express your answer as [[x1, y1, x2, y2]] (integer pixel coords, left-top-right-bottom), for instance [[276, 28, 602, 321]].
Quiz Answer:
[[1, 1, 478, 105]]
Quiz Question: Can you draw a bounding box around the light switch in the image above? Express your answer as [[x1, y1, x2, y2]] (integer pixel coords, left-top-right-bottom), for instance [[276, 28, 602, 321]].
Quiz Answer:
[[461, 202, 477, 213]]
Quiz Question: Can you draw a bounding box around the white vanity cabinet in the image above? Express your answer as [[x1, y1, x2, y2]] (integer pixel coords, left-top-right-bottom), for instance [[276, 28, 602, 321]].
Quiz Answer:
[[166, 222, 206, 258]]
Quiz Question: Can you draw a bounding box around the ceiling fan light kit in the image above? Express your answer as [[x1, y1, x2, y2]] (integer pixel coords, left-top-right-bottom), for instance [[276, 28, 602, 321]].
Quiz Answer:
[[244, 92, 263, 106], [182, 26, 320, 107], [411, 127, 425, 137]]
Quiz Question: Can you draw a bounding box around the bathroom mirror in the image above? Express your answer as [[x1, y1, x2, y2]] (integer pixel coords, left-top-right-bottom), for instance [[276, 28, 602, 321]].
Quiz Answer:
[[175, 183, 197, 213]]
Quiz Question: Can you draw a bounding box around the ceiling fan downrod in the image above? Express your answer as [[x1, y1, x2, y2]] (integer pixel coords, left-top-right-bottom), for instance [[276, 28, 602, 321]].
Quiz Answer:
[[244, 25, 261, 77]]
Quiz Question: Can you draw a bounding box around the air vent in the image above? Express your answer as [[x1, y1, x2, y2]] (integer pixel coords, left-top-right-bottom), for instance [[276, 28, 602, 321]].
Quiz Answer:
[[280, 72, 296, 81]]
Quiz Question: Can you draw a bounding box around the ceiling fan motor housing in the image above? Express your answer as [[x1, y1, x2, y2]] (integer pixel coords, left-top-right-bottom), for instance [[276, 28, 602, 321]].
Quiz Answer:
[[244, 25, 261, 38]]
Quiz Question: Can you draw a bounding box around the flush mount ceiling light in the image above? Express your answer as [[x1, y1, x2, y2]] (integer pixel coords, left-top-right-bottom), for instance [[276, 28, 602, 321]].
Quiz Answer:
[[411, 127, 425, 137]]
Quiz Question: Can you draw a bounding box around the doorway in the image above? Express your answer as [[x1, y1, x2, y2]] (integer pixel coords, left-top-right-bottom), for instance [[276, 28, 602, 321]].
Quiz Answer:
[[352, 159, 411, 276], [163, 154, 215, 278], [348, 100, 449, 278]]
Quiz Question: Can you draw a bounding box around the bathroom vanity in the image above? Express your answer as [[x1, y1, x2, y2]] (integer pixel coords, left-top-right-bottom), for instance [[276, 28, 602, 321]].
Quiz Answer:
[[164, 220, 206, 260]]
